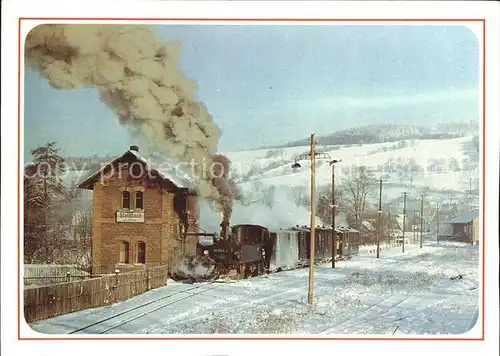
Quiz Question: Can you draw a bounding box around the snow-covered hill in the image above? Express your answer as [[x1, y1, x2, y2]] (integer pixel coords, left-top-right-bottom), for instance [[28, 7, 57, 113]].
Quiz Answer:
[[223, 135, 479, 206]]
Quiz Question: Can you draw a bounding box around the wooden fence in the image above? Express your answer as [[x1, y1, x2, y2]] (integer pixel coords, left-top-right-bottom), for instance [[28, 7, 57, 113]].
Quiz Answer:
[[24, 265, 91, 286], [24, 265, 169, 324]]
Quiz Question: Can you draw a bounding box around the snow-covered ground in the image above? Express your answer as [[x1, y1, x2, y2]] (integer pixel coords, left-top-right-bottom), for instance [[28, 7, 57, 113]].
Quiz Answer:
[[29, 240, 479, 336]]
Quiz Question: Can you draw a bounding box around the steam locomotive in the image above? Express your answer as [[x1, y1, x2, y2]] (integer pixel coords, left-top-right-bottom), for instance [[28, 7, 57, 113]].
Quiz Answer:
[[198, 223, 272, 278], [196, 222, 360, 279]]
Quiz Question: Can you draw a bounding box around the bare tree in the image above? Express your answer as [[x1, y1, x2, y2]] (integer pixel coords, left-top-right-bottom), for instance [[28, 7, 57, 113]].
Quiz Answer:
[[261, 185, 276, 209], [448, 157, 461, 172], [313, 185, 345, 225], [243, 181, 276, 208], [292, 185, 309, 208], [419, 185, 431, 196], [342, 166, 377, 229]]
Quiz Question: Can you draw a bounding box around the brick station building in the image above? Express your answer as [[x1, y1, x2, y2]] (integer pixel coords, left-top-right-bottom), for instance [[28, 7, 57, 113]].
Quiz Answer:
[[78, 146, 199, 272]]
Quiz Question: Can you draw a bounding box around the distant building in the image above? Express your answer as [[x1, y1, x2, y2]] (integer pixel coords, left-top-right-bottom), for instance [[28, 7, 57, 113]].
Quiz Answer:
[[446, 208, 480, 244], [427, 204, 456, 237], [78, 146, 199, 272]]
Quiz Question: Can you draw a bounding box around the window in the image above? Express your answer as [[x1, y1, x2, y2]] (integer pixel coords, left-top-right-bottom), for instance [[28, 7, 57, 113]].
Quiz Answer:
[[135, 191, 143, 210], [137, 242, 146, 264], [122, 191, 130, 209], [119, 241, 129, 263]]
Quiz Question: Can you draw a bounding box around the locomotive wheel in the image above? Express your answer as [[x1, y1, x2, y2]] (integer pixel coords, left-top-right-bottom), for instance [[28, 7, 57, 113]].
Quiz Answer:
[[251, 264, 259, 277], [243, 263, 250, 278], [244, 263, 258, 278], [257, 262, 266, 276], [237, 264, 245, 278]]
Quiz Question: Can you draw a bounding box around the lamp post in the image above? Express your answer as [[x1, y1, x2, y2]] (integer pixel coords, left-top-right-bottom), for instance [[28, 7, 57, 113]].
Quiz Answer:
[[291, 134, 340, 305]]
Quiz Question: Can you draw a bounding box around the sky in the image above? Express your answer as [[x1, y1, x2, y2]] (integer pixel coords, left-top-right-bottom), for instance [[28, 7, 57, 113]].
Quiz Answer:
[[24, 24, 479, 160]]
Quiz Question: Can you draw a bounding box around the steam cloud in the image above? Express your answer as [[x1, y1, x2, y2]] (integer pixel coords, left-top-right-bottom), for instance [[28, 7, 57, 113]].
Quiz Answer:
[[199, 187, 325, 233], [25, 24, 237, 220]]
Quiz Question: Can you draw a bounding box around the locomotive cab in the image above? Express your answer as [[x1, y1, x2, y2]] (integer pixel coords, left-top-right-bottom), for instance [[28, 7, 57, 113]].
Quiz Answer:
[[231, 224, 269, 263]]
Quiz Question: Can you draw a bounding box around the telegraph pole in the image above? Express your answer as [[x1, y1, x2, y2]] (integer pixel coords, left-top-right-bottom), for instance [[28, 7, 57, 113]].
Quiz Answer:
[[402, 192, 407, 253], [377, 179, 382, 258], [469, 177, 473, 210], [412, 210, 417, 243], [291, 135, 337, 305], [469, 182, 474, 245], [436, 202, 440, 244], [331, 161, 337, 268], [308, 133, 317, 305], [387, 210, 392, 245], [420, 195, 424, 248]]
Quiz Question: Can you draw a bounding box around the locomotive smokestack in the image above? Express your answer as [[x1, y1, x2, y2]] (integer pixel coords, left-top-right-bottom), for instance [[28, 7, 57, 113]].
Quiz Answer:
[[220, 219, 230, 239]]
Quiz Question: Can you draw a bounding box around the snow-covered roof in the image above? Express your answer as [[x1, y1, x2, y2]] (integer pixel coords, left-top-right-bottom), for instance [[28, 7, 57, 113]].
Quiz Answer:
[[447, 209, 479, 224], [361, 220, 375, 231], [285, 225, 357, 234], [129, 150, 196, 189], [78, 148, 197, 190]]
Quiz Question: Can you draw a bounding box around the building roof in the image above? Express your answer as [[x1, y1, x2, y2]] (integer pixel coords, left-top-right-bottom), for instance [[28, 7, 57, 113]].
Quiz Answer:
[[77, 147, 197, 191], [448, 209, 479, 224], [361, 220, 375, 231], [287, 225, 358, 234]]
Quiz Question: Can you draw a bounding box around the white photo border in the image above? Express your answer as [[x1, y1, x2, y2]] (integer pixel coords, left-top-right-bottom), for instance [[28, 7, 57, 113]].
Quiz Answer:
[[1, 1, 499, 356]]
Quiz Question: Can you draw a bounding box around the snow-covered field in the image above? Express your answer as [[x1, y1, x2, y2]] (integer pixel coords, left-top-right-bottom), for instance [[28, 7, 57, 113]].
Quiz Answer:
[[62, 135, 478, 197], [29, 240, 479, 336], [225, 136, 478, 199]]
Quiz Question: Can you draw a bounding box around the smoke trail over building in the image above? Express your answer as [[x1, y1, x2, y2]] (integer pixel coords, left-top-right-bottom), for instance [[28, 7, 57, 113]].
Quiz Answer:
[[25, 24, 236, 220]]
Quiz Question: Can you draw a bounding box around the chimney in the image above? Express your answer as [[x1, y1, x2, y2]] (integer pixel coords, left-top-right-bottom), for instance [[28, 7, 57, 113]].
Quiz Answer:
[[129, 145, 139, 152], [220, 219, 230, 239]]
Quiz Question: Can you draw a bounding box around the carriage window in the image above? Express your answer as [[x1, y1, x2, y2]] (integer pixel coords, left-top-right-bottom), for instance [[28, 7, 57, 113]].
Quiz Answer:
[[122, 191, 130, 209], [136, 241, 146, 264], [119, 241, 129, 263]]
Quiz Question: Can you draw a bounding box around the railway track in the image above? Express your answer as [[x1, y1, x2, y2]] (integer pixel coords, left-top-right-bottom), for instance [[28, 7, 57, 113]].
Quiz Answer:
[[149, 269, 359, 333], [67, 247, 432, 334], [130, 249, 433, 333], [68, 283, 217, 334], [317, 273, 479, 334]]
